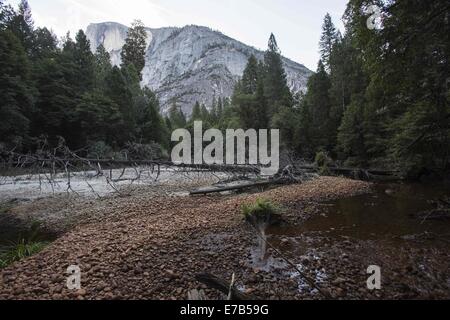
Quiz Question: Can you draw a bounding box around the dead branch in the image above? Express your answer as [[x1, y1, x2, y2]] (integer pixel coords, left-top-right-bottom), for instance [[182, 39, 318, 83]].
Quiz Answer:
[[195, 273, 253, 300]]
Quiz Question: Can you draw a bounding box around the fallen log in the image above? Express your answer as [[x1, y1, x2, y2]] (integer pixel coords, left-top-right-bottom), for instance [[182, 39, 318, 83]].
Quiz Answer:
[[195, 273, 252, 300], [190, 179, 288, 195], [8, 158, 261, 174]]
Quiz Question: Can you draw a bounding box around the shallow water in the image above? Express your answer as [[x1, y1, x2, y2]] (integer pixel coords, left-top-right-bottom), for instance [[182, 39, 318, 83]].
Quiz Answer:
[[260, 182, 450, 295], [268, 181, 450, 247]]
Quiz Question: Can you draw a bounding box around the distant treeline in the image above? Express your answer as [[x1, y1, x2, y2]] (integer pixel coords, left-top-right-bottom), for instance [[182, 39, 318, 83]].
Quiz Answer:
[[1, 0, 449, 177]]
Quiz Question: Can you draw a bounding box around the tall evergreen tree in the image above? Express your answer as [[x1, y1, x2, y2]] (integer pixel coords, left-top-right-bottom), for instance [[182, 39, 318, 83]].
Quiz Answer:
[[31, 27, 57, 60], [302, 60, 333, 152], [263, 33, 292, 115], [319, 13, 338, 71], [94, 44, 112, 91], [135, 88, 168, 147], [105, 66, 134, 142], [0, 0, 14, 30], [190, 101, 202, 122], [241, 55, 259, 94], [73, 30, 95, 92], [0, 29, 33, 148], [8, 0, 34, 55], [75, 92, 123, 147], [121, 20, 147, 78], [168, 103, 187, 129]]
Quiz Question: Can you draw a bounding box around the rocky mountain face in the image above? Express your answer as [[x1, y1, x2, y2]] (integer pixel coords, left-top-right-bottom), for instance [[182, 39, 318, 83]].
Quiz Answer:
[[86, 22, 313, 116]]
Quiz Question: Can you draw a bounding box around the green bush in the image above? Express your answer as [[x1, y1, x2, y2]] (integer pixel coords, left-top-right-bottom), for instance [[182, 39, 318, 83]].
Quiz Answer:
[[242, 198, 281, 229], [315, 151, 333, 175], [87, 141, 114, 159]]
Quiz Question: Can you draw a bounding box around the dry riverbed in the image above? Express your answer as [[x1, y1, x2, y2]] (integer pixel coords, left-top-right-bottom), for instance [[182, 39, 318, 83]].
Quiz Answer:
[[0, 177, 449, 300]]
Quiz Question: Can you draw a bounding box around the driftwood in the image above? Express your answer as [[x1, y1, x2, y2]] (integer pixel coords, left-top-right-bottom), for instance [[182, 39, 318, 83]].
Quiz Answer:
[[195, 273, 252, 300], [190, 179, 288, 195], [3, 156, 260, 175]]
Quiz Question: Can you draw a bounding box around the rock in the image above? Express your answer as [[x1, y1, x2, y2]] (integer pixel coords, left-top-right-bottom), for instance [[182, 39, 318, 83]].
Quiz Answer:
[[332, 277, 347, 286], [86, 23, 312, 116], [165, 270, 180, 280], [76, 289, 87, 296]]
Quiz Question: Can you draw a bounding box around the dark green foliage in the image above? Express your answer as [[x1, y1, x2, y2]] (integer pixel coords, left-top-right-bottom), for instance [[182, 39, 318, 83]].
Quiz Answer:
[[168, 103, 187, 130], [121, 19, 147, 78], [134, 88, 170, 148], [337, 95, 367, 166], [241, 55, 259, 94], [319, 13, 338, 71], [0, 29, 33, 148], [1, 0, 448, 176], [75, 92, 124, 147], [105, 66, 135, 141], [7, 0, 34, 54], [301, 61, 333, 153], [0, 1, 15, 30], [263, 34, 293, 112], [93, 44, 112, 91], [30, 27, 57, 60], [73, 30, 95, 92], [190, 101, 202, 122], [297, 0, 449, 177], [0, 3, 170, 157]]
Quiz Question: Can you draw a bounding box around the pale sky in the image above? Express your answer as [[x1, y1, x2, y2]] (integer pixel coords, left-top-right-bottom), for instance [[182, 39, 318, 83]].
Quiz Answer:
[[6, 0, 348, 70]]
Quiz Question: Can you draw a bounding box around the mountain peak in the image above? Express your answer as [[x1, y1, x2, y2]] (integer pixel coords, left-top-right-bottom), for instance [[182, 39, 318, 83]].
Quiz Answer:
[[86, 22, 313, 115]]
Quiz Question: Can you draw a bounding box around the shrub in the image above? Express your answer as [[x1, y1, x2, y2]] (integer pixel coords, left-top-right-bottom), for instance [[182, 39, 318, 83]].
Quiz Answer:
[[242, 198, 280, 229], [87, 141, 114, 159], [315, 151, 333, 175]]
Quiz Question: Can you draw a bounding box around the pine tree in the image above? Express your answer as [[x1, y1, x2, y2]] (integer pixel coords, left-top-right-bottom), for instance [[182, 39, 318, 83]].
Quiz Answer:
[[337, 95, 367, 166], [135, 88, 168, 147], [121, 20, 147, 78], [168, 103, 186, 130], [8, 0, 34, 55], [0, 29, 33, 148], [255, 79, 269, 129], [190, 101, 202, 122], [0, 0, 14, 30], [75, 92, 123, 147], [377, 0, 450, 175], [31, 27, 57, 60], [105, 66, 134, 142], [263, 33, 292, 115], [303, 60, 333, 152], [73, 30, 95, 92], [319, 13, 338, 71], [201, 104, 210, 123], [94, 44, 112, 91], [241, 55, 259, 94]]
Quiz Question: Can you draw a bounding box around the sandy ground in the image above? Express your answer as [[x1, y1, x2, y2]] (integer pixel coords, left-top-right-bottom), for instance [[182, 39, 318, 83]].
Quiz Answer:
[[0, 177, 449, 300]]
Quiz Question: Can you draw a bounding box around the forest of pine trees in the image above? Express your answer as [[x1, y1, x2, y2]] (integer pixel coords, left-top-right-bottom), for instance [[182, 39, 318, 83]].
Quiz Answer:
[[0, 0, 170, 159], [1, 0, 449, 178]]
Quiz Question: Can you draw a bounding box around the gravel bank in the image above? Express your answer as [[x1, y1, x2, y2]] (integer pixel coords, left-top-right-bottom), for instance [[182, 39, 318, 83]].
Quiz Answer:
[[0, 177, 448, 300]]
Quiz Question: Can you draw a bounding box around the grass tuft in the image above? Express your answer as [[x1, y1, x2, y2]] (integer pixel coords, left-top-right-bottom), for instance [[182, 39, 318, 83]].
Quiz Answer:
[[242, 198, 279, 220]]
